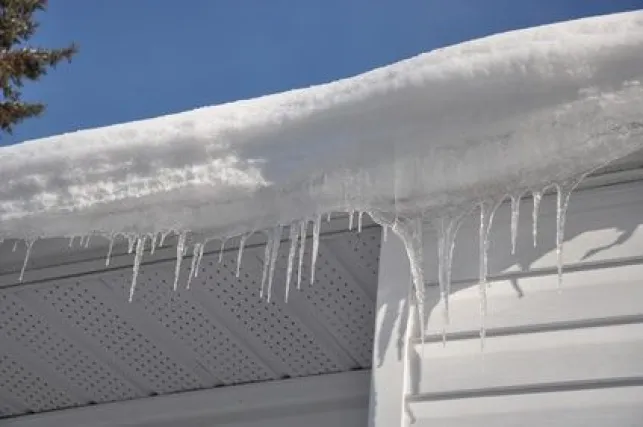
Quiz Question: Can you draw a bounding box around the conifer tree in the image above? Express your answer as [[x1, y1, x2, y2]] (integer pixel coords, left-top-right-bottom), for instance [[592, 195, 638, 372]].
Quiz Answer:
[[0, 0, 76, 134]]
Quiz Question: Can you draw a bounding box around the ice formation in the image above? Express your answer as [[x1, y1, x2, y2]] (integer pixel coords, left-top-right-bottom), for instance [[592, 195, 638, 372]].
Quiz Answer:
[[1, 12, 643, 342]]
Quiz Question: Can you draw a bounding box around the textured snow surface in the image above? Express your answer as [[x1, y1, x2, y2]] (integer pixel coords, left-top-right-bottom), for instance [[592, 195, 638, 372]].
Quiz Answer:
[[1, 11, 643, 241]]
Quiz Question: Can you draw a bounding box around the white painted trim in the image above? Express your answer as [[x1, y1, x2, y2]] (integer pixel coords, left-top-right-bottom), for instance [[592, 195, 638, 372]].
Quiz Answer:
[[0, 370, 370, 427], [368, 231, 415, 427]]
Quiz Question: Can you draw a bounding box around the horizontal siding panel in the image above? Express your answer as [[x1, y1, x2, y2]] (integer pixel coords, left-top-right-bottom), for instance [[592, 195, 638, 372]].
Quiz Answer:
[[408, 385, 643, 427], [423, 263, 643, 336], [412, 322, 643, 396]]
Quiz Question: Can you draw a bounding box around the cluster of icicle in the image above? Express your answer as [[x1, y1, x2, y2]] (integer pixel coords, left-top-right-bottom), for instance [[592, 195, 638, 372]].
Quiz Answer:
[[6, 174, 584, 350]]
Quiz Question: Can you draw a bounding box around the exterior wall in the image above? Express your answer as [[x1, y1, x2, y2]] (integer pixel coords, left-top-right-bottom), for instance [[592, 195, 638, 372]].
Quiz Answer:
[[400, 180, 643, 426], [0, 370, 370, 427]]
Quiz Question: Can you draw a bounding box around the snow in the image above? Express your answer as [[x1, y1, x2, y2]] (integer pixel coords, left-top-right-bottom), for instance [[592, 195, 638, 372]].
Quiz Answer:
[[1, 11, 643, 329]]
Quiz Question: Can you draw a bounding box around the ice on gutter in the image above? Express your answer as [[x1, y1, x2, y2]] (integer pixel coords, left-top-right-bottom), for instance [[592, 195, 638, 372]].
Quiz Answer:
[[1, 11, 643, 344]]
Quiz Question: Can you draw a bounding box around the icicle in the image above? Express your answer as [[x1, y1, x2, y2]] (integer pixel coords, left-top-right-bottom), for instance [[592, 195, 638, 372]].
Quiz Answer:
[[266, 226, 282, 303], [127, 235, 136, 254], [510, 194, 522, 255], [260, 232, 272, 300], [12, 240, 18, 252], [186, 243, 202, 289], [84, 235, 92, 248], [532, 191, 542, 248], [236, 234, 249, 278], [392, 217, 425, 346], [477, 199, 502, 349], [435, 211, 466, 346], [382, 225, 388, 242], [173, 233, 187, 291], [285, 225, 300, 303], [326, 212, 332, 222], [106, 234, 115, 267], [297, 220, 307, 290], [129, 236, 146, 302], [194, 243, 205, 278], [555, 177, 582, 290], [218, 239, 226, 263], [150, 233, 158, 255], [357, 211, 364, 233], [68, 236, 75, 248], [348, 210, 355, 231], [159, 230, 170, 247], [310, 214, 321, 285], [19, 240, 35, 282]]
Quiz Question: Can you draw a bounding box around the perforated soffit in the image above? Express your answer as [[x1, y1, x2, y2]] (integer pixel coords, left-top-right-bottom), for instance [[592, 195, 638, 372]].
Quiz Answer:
[[0, 219, 381, 419]]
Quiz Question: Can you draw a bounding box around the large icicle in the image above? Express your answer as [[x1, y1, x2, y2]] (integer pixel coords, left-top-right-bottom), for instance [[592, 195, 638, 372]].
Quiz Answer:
[[348, 210, 355, 231], [19, 239, 35, 282], [532, 191, 542, 248], [173, 233, 187, 291], [186, 243, 203, 289], [555, 176, 584, 289], [260, 231, 272, 299], [310, 214, 321, 285], [266, 226, 282, 303], [434, 211, 467, 345], [218, 239, 227, 263], [236, 233, 249, 278], [478, 198, 503, 348], [129, 236, 146, 302], [391, 216, 426, 344], [194, 242, 205, 278], [149, 233, 158, 255], [510, 194, 522, 255], [105, 234, 115, 267], [285, 224, 300, 302], [357, 211, 364, 233], [297, 220, 307, 290]]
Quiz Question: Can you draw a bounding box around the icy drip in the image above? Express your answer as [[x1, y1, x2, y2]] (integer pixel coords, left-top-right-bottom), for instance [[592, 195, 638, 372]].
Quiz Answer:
[[129, 236, 146, 302], [236, 234, 249, 278], [127, 235, 136, 254], [357, 211, 364, 233], [105, 234, 115, 267], [285, 225, 300, 302], [382, 225, 388, 242], [435, 212, 466, 345], [260, 231, 272, 299], [19, 239, 35, 282], [159, 231, 170, 247], [348, 210, 355, 231], [297, 220, 307, 290], [310, 214, 321, 285], [68, 236, 75, 248], [218, 239, 227, 263], [478, 199, 502, 348], [266, 226, 282, 303], [326, 212, 332, 222], [149, 233, 158, 255], [83, 235, 92, 248], [186, 243, 203, 289], [510, 194, 522, 255], [12, 240, 17, 252], [532, 191, 542, 247], [173, 233, 187, 291], [194, 243, 205, 278], [555, 177, 584, 290], [391, 216, 426, 343]]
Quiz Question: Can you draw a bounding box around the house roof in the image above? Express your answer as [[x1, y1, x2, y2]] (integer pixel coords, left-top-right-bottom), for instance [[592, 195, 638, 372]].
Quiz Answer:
[[1, 10, 642, 243]]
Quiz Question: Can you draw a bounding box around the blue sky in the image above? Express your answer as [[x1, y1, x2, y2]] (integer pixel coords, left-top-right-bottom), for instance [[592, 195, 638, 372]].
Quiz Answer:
[[4, 0, 642, 145]]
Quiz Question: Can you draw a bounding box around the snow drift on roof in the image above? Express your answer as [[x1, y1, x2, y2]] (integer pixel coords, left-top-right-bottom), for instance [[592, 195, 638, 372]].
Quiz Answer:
[[1, 10, 642, 241]]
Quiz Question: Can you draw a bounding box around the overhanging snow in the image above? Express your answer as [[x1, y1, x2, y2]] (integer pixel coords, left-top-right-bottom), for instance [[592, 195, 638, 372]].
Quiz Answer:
[[1, 11, 642, 241]]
